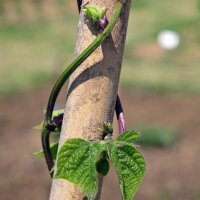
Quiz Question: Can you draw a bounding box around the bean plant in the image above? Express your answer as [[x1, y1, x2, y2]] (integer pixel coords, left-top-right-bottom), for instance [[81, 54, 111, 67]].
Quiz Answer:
[[34, 1, 146, 199]]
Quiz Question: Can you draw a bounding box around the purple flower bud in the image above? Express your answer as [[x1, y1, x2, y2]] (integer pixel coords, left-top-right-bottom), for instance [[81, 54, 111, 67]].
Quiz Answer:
[[53, 113, 64, 127], [99, 15, 109, 30], [98, 28, 104, 33], [45, 123, 56, 132], [118, 112, 126, 133]]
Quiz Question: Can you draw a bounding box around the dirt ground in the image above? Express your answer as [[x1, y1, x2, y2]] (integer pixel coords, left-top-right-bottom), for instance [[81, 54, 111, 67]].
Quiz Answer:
[[0, 84, 200, 200]]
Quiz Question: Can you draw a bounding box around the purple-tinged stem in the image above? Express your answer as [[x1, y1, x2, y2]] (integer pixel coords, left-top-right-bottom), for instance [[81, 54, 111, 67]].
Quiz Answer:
[[115, 95, 126, 133], [77, 0, 82, 13]]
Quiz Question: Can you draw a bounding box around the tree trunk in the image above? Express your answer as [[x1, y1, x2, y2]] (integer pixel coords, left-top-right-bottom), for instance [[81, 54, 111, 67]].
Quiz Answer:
[[49, 0, 131, 199]]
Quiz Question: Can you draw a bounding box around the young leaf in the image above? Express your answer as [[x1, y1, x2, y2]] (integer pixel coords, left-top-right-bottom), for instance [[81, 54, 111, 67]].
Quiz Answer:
[[95, 158, 109, 176], [83, 5, 100, 24], [116, 130, 141, 143], [83, 5, 106, 25], [54, 139, 105, 200], [101, 122, 113, 135], [108, 141, 146, 200], [33, 141, 59, 160], [33, 121, 43, 130], [95, 151, 110, 176], [34, 109, 64, 132]]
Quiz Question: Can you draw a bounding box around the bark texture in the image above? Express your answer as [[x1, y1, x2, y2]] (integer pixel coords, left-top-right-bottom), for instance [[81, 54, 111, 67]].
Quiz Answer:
[[49, 0, 131, 199]]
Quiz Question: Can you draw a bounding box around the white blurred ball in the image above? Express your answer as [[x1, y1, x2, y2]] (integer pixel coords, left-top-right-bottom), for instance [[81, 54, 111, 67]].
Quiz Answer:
[[157, 30, 180, 50]]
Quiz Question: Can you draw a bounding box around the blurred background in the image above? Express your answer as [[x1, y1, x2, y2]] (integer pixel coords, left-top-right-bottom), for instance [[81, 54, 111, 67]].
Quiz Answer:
[[0, 0, 200, 199]]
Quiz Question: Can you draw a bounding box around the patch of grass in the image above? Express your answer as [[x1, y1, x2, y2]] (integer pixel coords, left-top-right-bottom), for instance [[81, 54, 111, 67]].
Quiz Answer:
[[0, 0, 200, 97], [0, 70, 51, 98], [155, 188, 170, 200], [121, 60, 200, 94], [194, 192, 200, 200], [136, 125, 178, 148], [0, 15, 78, 97], [131, 0, 150, 9], [122, 0, 200, 94]]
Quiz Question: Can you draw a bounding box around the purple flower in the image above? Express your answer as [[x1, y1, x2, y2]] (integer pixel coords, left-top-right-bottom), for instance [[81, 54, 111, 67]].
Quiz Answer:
[[53, 113, 64, 127], [98, 15, 109, 33]]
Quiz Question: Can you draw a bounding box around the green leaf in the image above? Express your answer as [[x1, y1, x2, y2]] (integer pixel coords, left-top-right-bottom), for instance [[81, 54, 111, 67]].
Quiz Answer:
[[83, 5, 100, 24], [54, 132, 145, 200], [51, 109, 64, 116], [96, 158, 109, 176], [54, 139, 106, 200], [108, 141, 146, 200], [99, 7, 106, 19], [101, 122, 113, 135], [95, 151, 109, 176], [116, 130, 141, 143], [83, 5, 106, 25], [33, 141, 59, 160], [33, 121, 43, 130]]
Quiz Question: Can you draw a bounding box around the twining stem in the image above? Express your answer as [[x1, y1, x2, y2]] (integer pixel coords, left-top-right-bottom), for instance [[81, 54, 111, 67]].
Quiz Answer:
[[41, 0, 126, 177], [44, 2, 123, 124]]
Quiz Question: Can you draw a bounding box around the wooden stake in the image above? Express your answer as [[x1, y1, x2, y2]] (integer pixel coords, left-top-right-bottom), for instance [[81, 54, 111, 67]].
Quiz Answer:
[[49, 0, 131, 199]]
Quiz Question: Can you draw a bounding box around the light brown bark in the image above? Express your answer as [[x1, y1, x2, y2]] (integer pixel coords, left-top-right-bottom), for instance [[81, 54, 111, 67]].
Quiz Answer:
[[49, 0, 131, 199]]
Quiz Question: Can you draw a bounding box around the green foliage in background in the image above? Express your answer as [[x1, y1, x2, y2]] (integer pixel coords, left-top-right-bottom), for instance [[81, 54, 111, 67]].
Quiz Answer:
[[0, 0, 200, 97], [123, 0, 200, 94], [136, 125, 178, 148]]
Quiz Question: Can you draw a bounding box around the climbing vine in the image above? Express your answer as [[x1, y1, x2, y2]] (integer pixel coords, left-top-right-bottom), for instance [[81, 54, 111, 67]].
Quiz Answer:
[[35, 1, 146, 199]]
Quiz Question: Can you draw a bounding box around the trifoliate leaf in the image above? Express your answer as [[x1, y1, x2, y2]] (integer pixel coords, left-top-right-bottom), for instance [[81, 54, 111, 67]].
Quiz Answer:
[[116, 130, 141, 143], [54, 131, 145, 200], [108, 142, 146, 200], [33, 141, 59, 160], [54, 139, 106, 200]]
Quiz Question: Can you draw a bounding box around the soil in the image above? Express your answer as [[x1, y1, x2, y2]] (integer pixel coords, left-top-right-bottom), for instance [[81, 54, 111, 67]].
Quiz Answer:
[[0, 85, 200, 200]]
